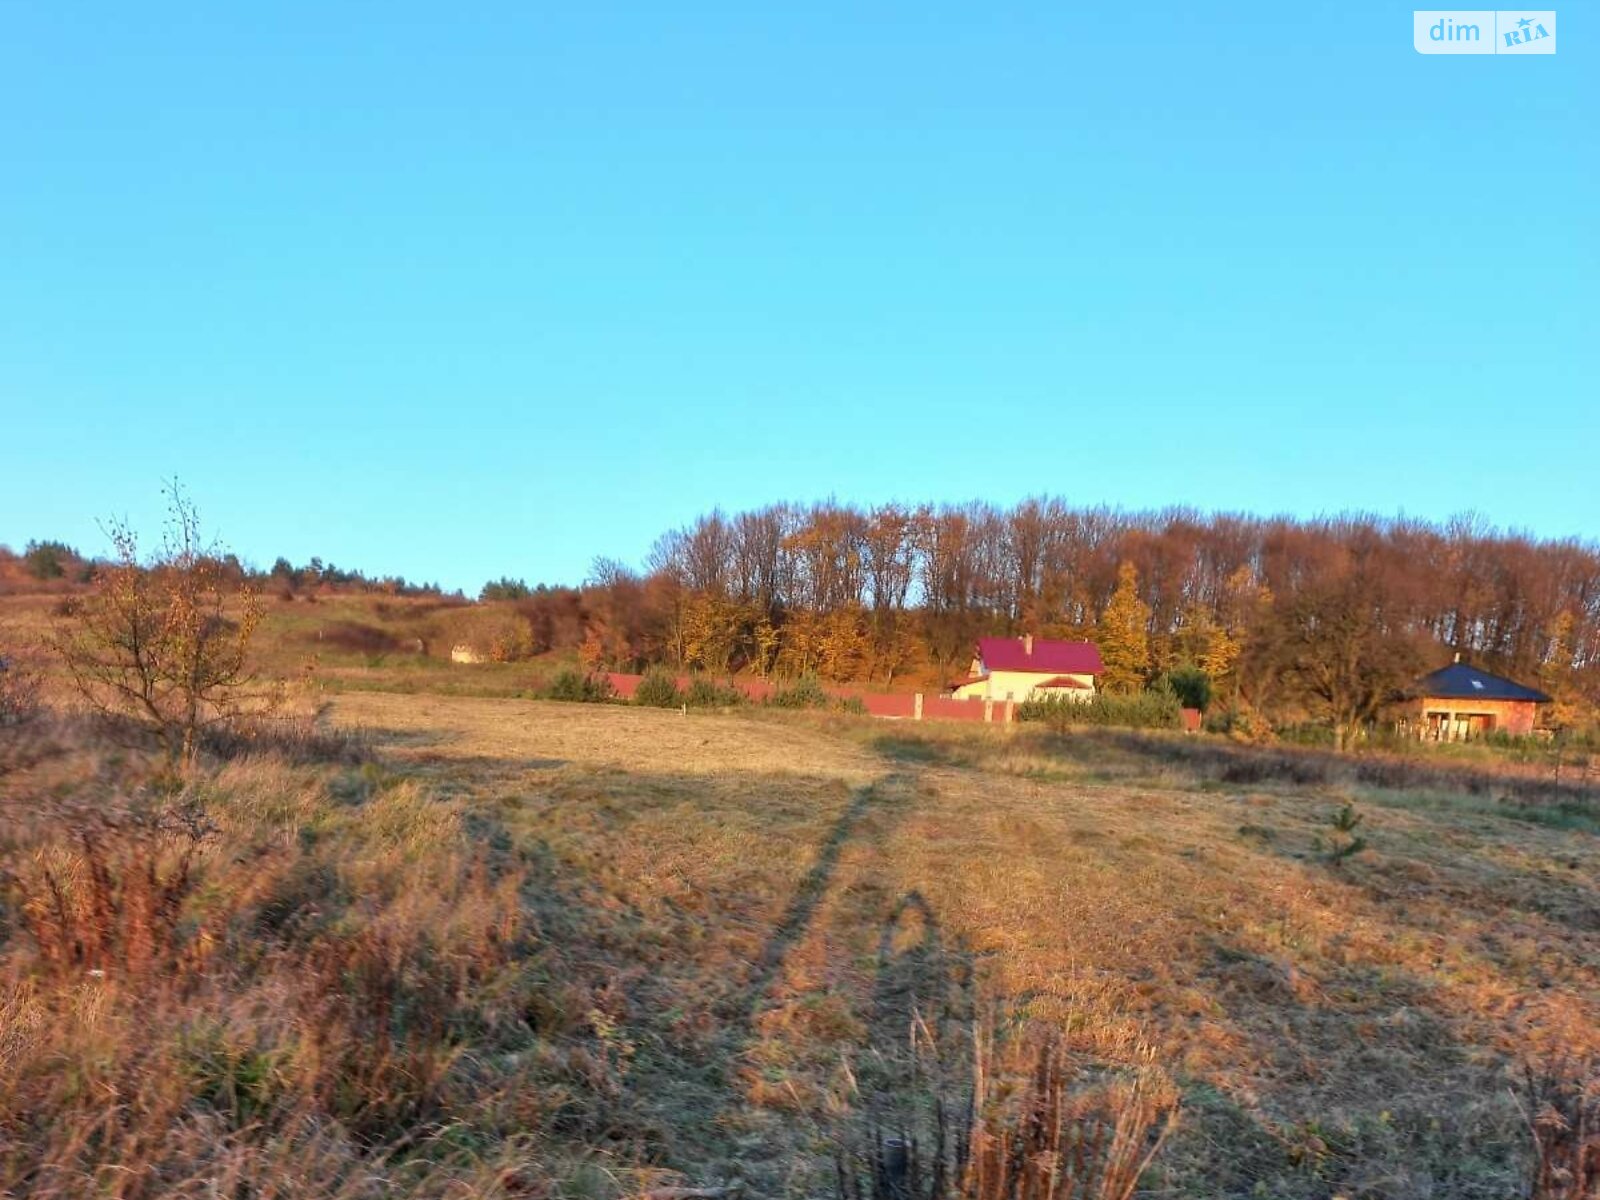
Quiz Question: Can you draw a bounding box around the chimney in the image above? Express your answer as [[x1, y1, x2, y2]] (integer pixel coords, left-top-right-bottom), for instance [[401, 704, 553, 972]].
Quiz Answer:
[[1023, 633, 1034, 656]]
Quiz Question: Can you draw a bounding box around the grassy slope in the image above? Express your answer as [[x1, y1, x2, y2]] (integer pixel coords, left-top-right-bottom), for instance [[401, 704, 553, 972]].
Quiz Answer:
[[327, 695, 1598, 1198], [4, 595, 1599, 1196], [0, 591, 571, 700]]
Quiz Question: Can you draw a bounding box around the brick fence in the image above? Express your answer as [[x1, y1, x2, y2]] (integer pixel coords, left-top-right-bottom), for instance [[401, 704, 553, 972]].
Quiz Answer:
[[604, 673, 1016, 723], [602, 674, 1204, 731]]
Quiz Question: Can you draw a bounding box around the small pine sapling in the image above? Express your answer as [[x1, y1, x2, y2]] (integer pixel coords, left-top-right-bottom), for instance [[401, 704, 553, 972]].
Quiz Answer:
[[1322, 802, 1368, 868]]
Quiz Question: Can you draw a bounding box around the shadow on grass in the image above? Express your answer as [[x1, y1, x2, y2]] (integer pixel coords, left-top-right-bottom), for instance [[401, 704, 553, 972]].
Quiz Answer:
[[1170, 932, 1529, 1200], [862, 889, 977, 1131], [379, 742, 1555, 1200], [719, 779, 887, 1024], [869, 734, 971, 768]]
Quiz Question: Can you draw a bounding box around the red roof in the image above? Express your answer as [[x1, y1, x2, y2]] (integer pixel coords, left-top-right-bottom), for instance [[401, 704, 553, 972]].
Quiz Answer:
[[976, 636, 1103, 675]]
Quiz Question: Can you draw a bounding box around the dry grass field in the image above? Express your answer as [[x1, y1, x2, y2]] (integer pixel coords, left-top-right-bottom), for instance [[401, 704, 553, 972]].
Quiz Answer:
[[344, 697, 1600, 1196], [4, 680, 1599, 1197]]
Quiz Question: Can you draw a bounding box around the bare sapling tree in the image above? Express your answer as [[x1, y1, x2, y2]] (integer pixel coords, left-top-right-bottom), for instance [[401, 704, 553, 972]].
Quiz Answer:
[[53, 483, 269, 771]]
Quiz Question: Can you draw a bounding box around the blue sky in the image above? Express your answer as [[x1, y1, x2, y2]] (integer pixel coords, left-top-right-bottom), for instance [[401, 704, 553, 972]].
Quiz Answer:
[[2, 2, 1594, 592]]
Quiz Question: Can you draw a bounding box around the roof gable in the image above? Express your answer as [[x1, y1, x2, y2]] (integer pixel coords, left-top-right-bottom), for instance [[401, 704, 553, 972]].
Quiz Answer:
[[1414, 662, 1551, 704], [977, 636, 1103, 675]]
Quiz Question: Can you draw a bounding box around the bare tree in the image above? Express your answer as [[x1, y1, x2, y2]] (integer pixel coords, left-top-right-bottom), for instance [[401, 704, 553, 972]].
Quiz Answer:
[[52, 484, 268, 770]]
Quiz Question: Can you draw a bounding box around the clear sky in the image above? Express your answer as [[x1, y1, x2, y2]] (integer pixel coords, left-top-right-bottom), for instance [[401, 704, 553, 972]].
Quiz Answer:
[[2, 2, 1594, 592]]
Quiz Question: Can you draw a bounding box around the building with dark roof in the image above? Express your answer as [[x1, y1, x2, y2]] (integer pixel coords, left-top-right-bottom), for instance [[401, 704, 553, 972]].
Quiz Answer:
[[951, 635, 1103, 702], [1404, 658, 1551, 740]]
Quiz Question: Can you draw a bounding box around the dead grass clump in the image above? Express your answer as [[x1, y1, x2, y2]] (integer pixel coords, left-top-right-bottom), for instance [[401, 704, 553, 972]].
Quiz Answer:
[[0, 727, 576, 1199], [0, 708, 67, 778], [0, 650, 41, 727], [295, 882, 522, 1142], [1522, 1058, 1600, 1200], [838, 1028, 1178, 1200], [200, 701, 372, 765], [4, 800, 215, 981]]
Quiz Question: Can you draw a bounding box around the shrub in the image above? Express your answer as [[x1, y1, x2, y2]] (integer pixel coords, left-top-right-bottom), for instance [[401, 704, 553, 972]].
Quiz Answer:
[[479, 577, 532, 602], [1157, 664, 1213, 712], [634, 668, 683, 708], [768, 675, 832, 709], [23, 539, 76, 581], [1016, 686, 1182, 731], [1320, 802, 1369, 867], [540, 668, 614, 703], [685, 677, 745, 708], [1207, 703, 1276, 744]]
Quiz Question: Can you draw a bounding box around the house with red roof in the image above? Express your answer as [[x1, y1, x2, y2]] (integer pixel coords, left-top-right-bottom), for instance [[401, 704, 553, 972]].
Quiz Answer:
[[950, 635, 1104, 703]]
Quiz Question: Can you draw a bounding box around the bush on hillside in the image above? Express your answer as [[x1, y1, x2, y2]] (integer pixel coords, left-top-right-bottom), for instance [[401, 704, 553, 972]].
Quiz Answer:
[[23, 539, 77, 581], [634, 668, 683, 708], [767, 676, 831, 710], [540, 668, 614, 704], [1017, 685, 1182, 731], [1157, 664, 1213, 712], [685, 678, 745, 708], [1205, 703, 1276, 744]]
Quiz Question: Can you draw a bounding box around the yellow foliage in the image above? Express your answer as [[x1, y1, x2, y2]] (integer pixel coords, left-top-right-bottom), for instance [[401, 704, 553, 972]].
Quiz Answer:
[[1098, 562, 1151, 695]]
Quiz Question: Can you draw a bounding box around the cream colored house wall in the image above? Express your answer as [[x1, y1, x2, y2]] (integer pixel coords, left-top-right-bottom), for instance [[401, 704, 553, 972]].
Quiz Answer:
[[953, 670, 1096, 701]]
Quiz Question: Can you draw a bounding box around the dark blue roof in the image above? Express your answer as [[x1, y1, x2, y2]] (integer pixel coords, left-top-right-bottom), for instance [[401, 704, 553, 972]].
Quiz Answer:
[[1414, 662, 1551, 704]]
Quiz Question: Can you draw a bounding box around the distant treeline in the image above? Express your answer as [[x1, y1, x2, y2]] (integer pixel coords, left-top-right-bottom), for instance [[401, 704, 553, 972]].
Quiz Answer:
[[0, 540, 455, 600], [509, 501, 1599, 738], [9, 500, 1599, 737]]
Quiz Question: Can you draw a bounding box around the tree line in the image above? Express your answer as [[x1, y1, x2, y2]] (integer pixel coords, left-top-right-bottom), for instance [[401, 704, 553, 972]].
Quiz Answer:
[[0, 541, 454, 600], [522, 501, 1599, 741], [9, 497, 1598, 741]]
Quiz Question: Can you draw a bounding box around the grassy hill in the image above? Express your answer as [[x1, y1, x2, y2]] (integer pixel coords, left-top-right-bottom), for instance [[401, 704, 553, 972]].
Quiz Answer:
[[0, 590, 579, 701]]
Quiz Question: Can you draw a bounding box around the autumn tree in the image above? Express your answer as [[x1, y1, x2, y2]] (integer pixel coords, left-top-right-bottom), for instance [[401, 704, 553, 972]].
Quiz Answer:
[[1271, 560, 1423, 750], [1538, 610, 1584, 732], [1098, 562, 1152, 695], [819, 604, 870, 682], [778, 608, 826, 678], [681, 590, 742, 676], [580, 558, 654, 670], [750, 613, 781, 678], [53, 486, 269, 770]]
